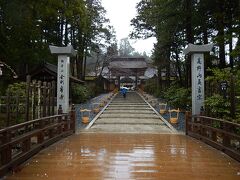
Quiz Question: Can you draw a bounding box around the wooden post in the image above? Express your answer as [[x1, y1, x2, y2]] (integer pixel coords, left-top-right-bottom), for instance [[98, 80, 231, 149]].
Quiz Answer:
[[185, 111, 191, 135], [135, 70, 138, 90], [211, 119, 217, 142], [37, 120, 44, 144], [118, 76, 120, 90], [25, 75, 31, 122], [37, 81, 41, 118], [198, 108, 204, 137], [16, 93, 19, 123], [6, 91, 10, 127], [70, 104, 76, 133], [200, 116, 204, 137], [58, 105, 63, 115], [230, 75, 236, 119], [57, 105, 63, 134], [29, 82, 33, 121], [22, 138, 31, 153], [223, 122, 230, 147], [0, 131, 12, 165], [42, 82, 47, 117], [32, 80, 36, 119], [51, 81, 55, 116], [47, 82, 51, 116]]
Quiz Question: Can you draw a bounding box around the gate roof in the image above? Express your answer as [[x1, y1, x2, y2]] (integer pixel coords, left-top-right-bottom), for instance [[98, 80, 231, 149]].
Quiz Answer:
[[108, 57, 148, 76]]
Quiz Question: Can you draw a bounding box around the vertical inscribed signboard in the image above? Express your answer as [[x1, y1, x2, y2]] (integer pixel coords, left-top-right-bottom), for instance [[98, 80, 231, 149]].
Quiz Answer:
[[49, 45, 77, 114], [57, 55, 70, 113], [191, 53, 204, 115], [183, 43, 213, 115]]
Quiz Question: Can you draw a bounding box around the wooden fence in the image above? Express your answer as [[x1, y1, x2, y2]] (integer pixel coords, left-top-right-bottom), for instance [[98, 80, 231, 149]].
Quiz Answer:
[[185, 112, 240, 162], [25, 75, 56, 121], [0, 76, 56, 127], [0, 105, 76, 177]]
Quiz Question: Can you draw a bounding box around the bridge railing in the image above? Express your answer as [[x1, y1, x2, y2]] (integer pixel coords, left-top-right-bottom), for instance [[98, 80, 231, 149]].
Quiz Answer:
[[0, 105, 76, 177], [185, 112, 240, 162]]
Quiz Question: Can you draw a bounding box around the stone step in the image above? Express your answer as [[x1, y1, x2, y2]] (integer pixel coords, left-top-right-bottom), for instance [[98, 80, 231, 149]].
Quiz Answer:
[[106, 107, 152, 110], [100, 113, 159, 119], [86, 91, 174, 134], [88, 124, 172, 133], [95, 118, 164, 125], [110, 103, 146, 105], [103, 110, 155, 114], [111, 102, 145, 104], [115, 97, 142, 98], [108, 104, 149, 107]]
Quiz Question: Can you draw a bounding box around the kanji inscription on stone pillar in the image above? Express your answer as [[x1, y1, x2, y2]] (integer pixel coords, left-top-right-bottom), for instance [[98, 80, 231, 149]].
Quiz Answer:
[[49, 45, 77, 113], [183, 43, 213, 115]]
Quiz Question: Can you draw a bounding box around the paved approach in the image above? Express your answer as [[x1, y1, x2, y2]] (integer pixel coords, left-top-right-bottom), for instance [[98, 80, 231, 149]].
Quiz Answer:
[[84, 91, 176, 133], [6, 133, 240, 180], [5, 92, 240, 179]]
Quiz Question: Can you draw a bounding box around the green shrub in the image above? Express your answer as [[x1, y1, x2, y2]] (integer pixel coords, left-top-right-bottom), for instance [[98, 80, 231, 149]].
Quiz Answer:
[[6, 82, 26, 97], [71, 84, 93, 103], [5, 82, 27, 123], [206, 68, 240, 120], [205, 94, 230, 119], [163, 85, 191, 110], [144, 79, 159, 96]]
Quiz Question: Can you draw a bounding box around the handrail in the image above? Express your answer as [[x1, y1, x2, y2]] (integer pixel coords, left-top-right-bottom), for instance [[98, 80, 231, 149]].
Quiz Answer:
[[0, 106, 75, 177], [192, 115, 240, 127], [186, 113, 240, 162], [0, 114, 68, 133]]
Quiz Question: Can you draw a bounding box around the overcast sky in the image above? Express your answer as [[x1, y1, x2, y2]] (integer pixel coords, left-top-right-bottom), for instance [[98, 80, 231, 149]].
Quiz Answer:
[[101, 0, 156, 55]]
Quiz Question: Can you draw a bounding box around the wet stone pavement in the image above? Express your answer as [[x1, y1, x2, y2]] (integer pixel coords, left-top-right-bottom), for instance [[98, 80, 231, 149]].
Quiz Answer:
[[4, 91, 240, 180], [5, 133, 240, 180]]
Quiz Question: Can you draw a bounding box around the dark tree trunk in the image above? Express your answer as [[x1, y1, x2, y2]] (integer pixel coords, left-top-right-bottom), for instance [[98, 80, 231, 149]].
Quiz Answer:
[[84, 49, 88, 79], [157, 66, 162, 91], [59, 15, 64, 46], [76, 30, 85, 79], [216, 0, 226, 68], [229, 33, 233, 69], [227, 7, 234, 69], [82, 37, 88, 80], [203, 25, 208, 45], [166, 49, 171, 87], [76, 54, 82, 79], [202, 23, 212, 71], [175, 49, 182, 86], [185, 0, 194, 88], [64, 20, 69, 46]]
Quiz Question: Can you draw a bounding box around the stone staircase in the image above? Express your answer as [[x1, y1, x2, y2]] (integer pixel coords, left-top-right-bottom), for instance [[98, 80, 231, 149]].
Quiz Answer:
[[85, 91, 175, 133]]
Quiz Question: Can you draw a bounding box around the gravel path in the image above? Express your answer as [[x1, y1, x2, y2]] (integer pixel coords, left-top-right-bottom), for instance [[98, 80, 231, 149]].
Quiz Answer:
[[75, 92, 113, 129], [154, 104, 185, 132], [138, 92, 186, 132]]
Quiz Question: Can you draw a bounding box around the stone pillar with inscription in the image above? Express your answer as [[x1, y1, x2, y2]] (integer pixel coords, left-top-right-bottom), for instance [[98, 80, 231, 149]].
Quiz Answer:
[[183, 43, 213, 115], [49, 45, 77, 113]]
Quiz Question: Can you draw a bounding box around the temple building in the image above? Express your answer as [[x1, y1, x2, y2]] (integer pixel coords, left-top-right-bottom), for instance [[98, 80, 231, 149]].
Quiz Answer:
[[101, 57, 149, 90]]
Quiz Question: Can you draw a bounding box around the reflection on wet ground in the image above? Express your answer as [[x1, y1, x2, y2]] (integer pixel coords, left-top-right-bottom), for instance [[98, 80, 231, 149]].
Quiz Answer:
[[6, 133, 240, 180]]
